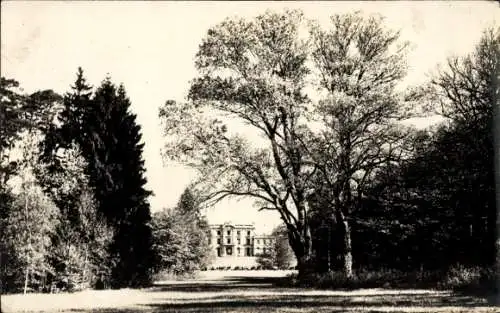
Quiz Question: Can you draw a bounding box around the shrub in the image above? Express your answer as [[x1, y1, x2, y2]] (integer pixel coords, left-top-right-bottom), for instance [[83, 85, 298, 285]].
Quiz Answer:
[[438, 265, 497, 293], [154, 270, 198, 281], [288, 265, 497, 291]]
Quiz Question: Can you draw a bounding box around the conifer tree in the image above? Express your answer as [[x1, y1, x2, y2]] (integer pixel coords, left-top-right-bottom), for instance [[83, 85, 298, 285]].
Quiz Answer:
[[42, 69, 154, 288]]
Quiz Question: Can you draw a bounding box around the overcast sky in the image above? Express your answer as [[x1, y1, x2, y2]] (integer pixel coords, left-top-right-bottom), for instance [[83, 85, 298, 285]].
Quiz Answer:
[[2, 1, 498, 233]]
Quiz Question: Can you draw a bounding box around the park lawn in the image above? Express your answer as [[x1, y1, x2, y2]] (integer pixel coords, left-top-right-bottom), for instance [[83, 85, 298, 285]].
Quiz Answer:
[[2, 271, 497, 313]]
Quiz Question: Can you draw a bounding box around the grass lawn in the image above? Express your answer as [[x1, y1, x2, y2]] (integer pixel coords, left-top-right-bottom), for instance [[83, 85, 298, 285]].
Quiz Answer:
[[2, 270, 498, 313]]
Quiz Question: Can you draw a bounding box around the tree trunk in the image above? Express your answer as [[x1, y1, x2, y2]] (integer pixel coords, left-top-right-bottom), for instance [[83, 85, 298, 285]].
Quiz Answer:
[[336, 210, 353, 279], [23, 266, 29, 294], [286, 225, 313, 278], [23, 184, 31, 295]]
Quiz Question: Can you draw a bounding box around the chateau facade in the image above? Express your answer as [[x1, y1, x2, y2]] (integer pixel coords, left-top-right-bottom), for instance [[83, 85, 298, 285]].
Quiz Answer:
[[208, 223, 275, 259]]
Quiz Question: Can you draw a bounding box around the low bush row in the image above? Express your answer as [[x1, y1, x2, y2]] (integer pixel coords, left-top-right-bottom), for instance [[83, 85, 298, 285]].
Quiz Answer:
[[280, 265, 497, 293], [201, 265, 298, 271]]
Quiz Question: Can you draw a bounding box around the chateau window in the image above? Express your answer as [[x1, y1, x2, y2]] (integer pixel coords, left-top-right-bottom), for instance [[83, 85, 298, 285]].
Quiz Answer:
[[237, 230, 240, 235], [217, 248, 221, 257], [237, 239, 241, 245], [247, 231, 251, 235], [227, 238, 231, 244], [237, 247, 240, 255], [217, 238, 221, 244], [246, 238, 250, 245], [246, 248, 251, 256], [226, 247, 232, 255], [257, 240, 260, 244], [217, 230, 221, 235], [227, 230, 231, 235]]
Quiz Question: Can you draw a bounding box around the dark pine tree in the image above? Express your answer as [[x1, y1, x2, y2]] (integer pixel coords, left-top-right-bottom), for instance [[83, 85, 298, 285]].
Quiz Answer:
[[42, 69, 155, 288], [87, 79, 154, 288]]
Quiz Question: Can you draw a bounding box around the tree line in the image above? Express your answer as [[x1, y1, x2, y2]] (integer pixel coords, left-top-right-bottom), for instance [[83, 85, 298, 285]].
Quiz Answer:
[[1, 71, 155, 292], [1, 68, 213, 293], [159, 10, 498, 280]]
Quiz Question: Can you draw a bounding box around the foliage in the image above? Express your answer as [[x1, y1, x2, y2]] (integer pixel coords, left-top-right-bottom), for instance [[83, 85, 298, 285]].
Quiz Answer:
[[0, 134, 60, 292], [256, 252, 276, 270], [151, 188, 211, 275], [352, 27, 499, 271], [430, 27, 498, 125], [48, 187, 114, 291], [0, 78, 60, 189]]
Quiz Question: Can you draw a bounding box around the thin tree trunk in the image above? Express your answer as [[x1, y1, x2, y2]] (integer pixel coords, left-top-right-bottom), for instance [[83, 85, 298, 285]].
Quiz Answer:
[[23, 265, 29, 295], [23, 183, 31, 295], [82, 248, 88, 289]]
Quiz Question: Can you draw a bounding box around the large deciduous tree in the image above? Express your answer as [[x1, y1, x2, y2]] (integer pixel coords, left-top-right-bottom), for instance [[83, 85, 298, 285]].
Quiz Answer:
[[308, 12, 416, 277], [160, 10, 317, 275]]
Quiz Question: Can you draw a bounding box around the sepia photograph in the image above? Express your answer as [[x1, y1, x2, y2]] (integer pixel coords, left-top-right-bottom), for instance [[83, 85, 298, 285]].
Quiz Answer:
[[1, 1, 499, 312]]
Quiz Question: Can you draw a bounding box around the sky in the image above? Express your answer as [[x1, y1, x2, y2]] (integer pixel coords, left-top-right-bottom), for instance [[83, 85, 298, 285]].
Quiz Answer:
[[2, 1, 499, 233]]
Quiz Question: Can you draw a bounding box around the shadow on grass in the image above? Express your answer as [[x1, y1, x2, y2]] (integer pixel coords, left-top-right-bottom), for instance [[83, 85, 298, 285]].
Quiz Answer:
[[58, 275, 498, 313], [149, 276, 289, 293], [68, 291, 496, 313]]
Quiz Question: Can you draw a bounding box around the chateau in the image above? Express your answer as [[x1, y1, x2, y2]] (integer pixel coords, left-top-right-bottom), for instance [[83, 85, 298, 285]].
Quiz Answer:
[[208, 222, 275, 267]]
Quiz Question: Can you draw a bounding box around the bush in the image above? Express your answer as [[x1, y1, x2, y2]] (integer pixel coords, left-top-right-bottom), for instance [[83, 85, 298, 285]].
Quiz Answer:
[[286, 266, 497, 291], [153, 270, 198, 281], [439, 265, 497, 293]]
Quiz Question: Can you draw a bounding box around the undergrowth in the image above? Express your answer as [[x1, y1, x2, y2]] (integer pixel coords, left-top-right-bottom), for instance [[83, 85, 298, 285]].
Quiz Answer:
[[281, 265, 497, 293]]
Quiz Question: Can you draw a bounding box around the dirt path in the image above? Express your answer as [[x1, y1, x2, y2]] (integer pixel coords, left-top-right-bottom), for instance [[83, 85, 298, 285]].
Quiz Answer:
[[2, 271, 498, 313]]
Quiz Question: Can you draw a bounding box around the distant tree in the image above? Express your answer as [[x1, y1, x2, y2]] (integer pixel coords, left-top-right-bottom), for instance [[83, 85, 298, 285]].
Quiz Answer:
[[151, 188, 211, 275], [271, 224, 296, 269], [0, 78, 26, 187], [256, 251, 276, 270], [1, 78, 60, 188], [431, 27, 498, 126]]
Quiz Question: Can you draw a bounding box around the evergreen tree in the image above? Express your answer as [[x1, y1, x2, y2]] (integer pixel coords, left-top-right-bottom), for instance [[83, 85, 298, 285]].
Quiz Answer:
[[42, 69, 154, 288]]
